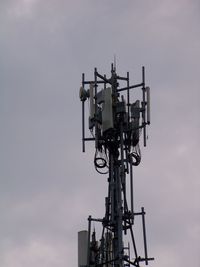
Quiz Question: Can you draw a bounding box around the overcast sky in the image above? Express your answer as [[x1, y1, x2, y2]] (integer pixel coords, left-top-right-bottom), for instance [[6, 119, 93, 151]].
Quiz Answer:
[[0, 0, 200, 267]]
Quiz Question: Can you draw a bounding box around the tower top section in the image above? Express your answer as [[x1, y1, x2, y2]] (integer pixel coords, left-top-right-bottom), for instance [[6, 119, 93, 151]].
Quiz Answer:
[[79, 64, 150, 172]]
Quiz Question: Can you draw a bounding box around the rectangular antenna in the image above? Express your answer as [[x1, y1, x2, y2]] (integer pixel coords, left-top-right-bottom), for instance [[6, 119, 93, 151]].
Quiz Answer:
[[78, 231, 88, 267], [89, 83, 95, 119], [146, 87, 150, 124], [102, 87, 113, 132]]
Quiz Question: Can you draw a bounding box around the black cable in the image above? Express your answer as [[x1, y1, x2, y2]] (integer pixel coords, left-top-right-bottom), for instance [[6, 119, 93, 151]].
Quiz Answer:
[[130, 152, 141, 166], [130, 144, 141, 166], [94, 148, 109, 174]]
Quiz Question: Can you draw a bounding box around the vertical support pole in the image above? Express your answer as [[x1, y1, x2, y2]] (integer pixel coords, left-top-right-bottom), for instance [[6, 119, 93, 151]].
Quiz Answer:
[[104, 74, 107, 90], [94, 68, 98, 149], [142, 66, 147, 147], [120, 119, 127, 235], [87, 216, 92, 266], [130, 156, 134, 218], [119, 117, 127, 235], [126, 71, 130, 176], [110, 153, 115, 225], [116, 165, 123, 266], [127, 72, 130, 124], [82, 73, 85, 152], [82, 102, 85, 152], [117, 121, 124, 266], [141, 207, 148, 265]]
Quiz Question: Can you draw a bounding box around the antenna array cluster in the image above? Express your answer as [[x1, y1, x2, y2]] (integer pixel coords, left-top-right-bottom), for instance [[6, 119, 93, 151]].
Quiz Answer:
[[78, 64, 154, 267]]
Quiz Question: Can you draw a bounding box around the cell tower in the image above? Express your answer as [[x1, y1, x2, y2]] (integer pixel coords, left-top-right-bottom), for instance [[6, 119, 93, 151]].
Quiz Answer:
[[78, 63, 154, 267]]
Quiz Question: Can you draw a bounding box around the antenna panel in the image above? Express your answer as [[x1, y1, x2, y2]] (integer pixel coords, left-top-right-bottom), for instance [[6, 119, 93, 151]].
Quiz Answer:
[[102, 87, 113, 133], [146, 86, 150, 124], [89, 83, 95, 119]]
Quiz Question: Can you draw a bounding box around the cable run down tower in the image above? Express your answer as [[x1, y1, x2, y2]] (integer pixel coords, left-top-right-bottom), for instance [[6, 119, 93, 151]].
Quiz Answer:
[[78, 64, 154, 267]]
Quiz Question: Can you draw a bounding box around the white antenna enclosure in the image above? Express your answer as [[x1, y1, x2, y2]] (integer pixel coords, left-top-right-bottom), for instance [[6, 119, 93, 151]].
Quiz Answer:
[[78, 230, 88, 267]]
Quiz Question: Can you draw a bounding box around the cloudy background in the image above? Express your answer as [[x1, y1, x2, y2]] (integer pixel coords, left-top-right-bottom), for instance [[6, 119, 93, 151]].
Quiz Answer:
[[0, 0, 200, 266]]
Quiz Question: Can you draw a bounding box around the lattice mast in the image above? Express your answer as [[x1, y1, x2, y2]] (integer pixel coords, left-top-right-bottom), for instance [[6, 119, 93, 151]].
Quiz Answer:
[[78, 64, 154, 267]]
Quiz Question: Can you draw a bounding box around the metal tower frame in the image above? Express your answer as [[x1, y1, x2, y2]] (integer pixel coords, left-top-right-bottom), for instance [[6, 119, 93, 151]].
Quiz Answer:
[[79, 64, 154, 267]]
